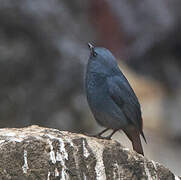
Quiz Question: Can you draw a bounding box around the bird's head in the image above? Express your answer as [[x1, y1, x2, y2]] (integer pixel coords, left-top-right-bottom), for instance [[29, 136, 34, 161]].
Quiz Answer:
[[87, 43, 119, 75]]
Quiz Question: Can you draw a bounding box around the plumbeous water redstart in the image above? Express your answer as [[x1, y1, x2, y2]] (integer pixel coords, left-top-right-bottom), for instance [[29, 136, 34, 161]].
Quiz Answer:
[[85, 43, 146, 155]]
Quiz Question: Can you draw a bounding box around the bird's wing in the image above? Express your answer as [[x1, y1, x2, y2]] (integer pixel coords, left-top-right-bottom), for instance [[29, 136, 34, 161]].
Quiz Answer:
[[106, 75, 143, 132]]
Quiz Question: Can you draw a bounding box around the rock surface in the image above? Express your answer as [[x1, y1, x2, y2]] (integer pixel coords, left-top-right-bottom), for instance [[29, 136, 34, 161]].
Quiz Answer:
[[0, 125, 179, 180]]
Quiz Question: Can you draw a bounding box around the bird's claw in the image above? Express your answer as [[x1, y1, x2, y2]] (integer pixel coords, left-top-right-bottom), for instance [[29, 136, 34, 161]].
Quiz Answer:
[[84, 133, 111, 140]]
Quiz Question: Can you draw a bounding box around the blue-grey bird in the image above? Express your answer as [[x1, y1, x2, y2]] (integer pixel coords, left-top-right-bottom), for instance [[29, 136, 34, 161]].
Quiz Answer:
[[85, 43, 146, 156]]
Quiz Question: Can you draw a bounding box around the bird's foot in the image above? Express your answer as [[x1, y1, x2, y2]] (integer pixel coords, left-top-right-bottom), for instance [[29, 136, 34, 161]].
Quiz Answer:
[[84, 133, 111, 140], [94, 134, 111, 140]]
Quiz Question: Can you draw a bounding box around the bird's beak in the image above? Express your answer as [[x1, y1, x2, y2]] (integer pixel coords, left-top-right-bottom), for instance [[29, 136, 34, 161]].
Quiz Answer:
[[87, 43, 94, 54]]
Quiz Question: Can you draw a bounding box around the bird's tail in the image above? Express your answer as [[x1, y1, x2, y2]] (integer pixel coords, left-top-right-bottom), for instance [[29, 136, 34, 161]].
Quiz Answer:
[[123, 128, 144, 156]]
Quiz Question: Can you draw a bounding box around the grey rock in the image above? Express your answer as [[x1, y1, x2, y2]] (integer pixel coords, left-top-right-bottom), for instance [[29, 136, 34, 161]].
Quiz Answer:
[[0, 125, 178, 180]]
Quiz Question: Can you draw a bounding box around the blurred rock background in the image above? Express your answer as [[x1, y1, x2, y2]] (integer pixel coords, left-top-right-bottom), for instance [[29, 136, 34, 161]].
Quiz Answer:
[[0, 0, 180, 175]]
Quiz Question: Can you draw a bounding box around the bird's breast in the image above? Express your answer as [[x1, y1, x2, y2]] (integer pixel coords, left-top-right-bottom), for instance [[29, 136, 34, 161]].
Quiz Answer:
[[85, 72, 129, 129], [86, 72, 107, 104], [86, 72, 106, 92]]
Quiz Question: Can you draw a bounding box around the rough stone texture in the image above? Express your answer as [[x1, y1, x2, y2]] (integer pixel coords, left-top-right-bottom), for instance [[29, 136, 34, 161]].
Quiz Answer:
[[0, 126, 179, 180]]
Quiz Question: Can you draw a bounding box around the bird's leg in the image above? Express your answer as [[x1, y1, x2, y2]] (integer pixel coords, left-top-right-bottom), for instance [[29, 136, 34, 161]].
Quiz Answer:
[[96, 128, 110, 137], [86, 128, 110, 139], [104, 129, 118, 140]]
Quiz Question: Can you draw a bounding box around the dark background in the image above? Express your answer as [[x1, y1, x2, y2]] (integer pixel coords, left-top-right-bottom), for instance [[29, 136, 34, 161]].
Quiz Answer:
[[0, 0, 181, 175]]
